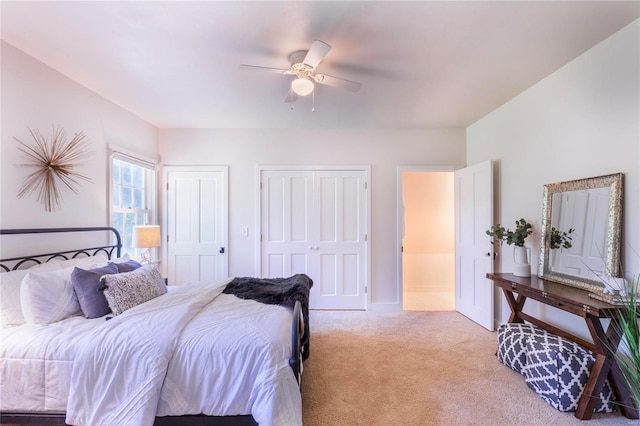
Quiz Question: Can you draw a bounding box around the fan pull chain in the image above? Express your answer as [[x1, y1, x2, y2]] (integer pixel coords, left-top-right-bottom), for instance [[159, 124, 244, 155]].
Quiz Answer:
[[312, 90, 315, 112]]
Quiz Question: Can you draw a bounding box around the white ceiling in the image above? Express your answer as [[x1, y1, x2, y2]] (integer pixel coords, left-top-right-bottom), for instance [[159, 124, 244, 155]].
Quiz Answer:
[[2, 1, 638, 129]]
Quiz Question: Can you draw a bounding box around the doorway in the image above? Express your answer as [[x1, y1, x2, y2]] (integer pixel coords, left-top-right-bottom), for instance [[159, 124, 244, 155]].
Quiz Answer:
[[399, 169, 455, 311]]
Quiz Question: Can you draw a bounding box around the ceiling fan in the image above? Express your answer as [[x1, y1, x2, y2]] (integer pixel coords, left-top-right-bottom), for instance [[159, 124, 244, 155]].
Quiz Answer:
[[239, 40, 362, 104]]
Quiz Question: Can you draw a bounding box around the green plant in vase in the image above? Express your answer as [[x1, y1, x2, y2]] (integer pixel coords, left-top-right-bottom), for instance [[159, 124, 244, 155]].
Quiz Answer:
[[486, 218, 533, 247], [486, 218, 533, 277], [549, 227, 575, 250]]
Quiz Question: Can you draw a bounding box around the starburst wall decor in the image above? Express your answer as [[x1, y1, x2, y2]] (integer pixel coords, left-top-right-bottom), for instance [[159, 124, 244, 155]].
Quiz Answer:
[[15, 126, 94, 212]]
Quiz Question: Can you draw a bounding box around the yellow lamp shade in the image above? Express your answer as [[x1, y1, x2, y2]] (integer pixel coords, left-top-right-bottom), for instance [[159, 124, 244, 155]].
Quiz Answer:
[[132, 225, 161, 249]]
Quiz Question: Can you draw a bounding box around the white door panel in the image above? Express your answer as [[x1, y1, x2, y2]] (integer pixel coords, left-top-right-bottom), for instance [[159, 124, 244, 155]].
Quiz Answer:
[[164, 167, 228, 285], [312, 171, 366, 309], [455, 161, 494, 331], [261, 169, 368, 310], [261, 171, 313, 278]]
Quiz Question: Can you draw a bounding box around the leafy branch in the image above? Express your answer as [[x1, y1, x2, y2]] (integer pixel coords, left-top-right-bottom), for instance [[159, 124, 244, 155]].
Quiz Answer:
[[486, 218, 532, 247], [549, 227, 574, 250]]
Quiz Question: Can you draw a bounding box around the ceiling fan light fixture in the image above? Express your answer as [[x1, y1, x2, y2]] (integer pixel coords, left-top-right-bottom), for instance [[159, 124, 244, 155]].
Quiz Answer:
[[291, 77, 314, 96]]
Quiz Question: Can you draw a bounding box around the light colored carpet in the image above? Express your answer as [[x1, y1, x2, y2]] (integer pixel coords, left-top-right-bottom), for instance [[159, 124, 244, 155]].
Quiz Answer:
[[301, 310, 637, 426], [403, 291, 454, 311]]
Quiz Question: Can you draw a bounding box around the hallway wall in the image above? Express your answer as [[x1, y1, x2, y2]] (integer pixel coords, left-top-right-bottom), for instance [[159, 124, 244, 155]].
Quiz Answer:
[[402, 171, 454, 310]]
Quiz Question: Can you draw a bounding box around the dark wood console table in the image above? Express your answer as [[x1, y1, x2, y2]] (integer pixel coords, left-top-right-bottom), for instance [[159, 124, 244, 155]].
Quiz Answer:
[[486, 273, 639, 421]]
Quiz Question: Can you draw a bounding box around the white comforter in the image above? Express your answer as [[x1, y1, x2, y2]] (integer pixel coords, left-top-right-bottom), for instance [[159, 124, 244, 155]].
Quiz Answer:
[[63, 278, 301, 426]]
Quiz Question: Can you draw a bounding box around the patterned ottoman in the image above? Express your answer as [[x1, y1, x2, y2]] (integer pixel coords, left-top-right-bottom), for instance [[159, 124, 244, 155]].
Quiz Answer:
[[497, 323, 547, 375], [523, 333, 616, 412]]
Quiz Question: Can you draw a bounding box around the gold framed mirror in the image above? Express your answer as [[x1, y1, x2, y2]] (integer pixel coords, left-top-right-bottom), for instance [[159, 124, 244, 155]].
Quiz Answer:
[[538, 173, 623, 293]]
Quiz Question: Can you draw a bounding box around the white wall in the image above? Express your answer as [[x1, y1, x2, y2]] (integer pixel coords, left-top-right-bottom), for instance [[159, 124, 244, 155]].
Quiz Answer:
[[0, 42, 158, 253], [467, 20, 639, 337], [159, 128, 466, 309]]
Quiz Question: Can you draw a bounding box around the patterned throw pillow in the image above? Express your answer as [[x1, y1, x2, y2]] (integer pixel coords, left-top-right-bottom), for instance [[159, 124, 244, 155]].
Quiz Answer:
[[523, 333, 615, 413], [497, 323, 547, 375], [99, 265, 167, 315]]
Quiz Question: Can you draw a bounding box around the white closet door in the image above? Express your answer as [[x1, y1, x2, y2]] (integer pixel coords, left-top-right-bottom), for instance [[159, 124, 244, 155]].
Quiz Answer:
[[312, 171, 367, 310], [261, 168, 368, 310], [261, 171, 314, 278], [164, 167, 228, 285]]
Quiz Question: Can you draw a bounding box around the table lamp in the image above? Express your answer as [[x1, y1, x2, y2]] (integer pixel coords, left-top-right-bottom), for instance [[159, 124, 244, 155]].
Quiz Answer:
[[132, 225, 161, 264]]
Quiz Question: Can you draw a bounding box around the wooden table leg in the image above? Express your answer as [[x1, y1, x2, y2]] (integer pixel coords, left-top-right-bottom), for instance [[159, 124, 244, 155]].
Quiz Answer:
[[608, 355, 640, 419], [502, 288, 526, 323], [575, 315, 639, 420], [601, 315, 639, 419]]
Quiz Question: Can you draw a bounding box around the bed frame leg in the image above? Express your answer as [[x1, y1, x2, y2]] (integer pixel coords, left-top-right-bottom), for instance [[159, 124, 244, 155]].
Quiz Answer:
[[289, 300, 303, 383]]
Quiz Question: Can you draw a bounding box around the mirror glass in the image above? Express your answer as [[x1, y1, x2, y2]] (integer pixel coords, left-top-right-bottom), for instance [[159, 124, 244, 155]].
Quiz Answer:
[[538, 173, 623, 292]]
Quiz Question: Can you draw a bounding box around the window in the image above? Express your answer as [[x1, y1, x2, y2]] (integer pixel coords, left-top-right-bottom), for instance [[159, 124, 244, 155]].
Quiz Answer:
[[110, 151, 157, 257]]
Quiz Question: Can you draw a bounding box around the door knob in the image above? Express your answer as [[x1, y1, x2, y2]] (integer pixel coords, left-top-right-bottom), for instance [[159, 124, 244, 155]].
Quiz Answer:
[[219, 247, 225, 254]]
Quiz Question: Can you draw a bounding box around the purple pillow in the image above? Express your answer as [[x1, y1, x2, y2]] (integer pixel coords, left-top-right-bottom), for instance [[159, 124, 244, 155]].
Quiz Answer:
[[111, 259, 142, 273], [71, 263, 119, 319]]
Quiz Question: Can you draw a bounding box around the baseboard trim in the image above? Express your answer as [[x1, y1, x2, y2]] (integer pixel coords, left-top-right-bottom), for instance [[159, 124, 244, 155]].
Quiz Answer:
[[370, 302, 402, 312]]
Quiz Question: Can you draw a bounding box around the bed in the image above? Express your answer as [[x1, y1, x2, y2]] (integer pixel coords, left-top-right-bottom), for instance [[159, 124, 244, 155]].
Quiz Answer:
[[0, 227, 310, 426]]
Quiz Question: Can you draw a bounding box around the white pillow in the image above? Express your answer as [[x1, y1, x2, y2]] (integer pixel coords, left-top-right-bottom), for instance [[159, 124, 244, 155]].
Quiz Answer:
[[21, 266, 81, 325], [0, 261, 63, 327], [110, 253, 132, 264], [57, 254, 109, 269]]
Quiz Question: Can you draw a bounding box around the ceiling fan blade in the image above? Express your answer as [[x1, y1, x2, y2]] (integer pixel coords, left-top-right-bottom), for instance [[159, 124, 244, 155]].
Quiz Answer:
[[315, 74, 362, 92], [284, 89, 298, 103], [239, 64, 290, 74], [303, 40, 331, 69]]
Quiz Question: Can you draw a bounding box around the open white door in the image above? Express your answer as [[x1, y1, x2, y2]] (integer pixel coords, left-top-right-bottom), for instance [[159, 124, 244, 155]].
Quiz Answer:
[[455, 160, 494, 331]]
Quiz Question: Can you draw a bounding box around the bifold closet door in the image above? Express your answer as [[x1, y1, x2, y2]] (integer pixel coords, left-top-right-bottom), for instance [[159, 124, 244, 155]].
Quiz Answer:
[[261, 169, 367, 310], [261, 171, 314, 280]]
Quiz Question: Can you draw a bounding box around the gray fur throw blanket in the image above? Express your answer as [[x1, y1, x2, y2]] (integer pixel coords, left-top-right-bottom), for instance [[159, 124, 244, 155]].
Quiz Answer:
[[223, 274, 312, 360]]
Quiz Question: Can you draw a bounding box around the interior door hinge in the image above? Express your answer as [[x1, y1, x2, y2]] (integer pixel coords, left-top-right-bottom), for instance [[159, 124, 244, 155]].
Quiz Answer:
[[365, 234, 368, 242], [365, 181, 368, 190], [365, 286, 367, 294], [166, 235, 169, 242], [166, 183, 169, 190]]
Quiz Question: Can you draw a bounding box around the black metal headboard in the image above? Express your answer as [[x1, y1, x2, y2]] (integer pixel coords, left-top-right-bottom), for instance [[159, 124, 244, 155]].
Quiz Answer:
[[0, 227, 122, 272]]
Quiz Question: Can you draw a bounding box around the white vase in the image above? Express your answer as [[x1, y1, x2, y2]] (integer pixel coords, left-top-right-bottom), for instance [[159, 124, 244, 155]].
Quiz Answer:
[[513, 246, 531, 277]]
